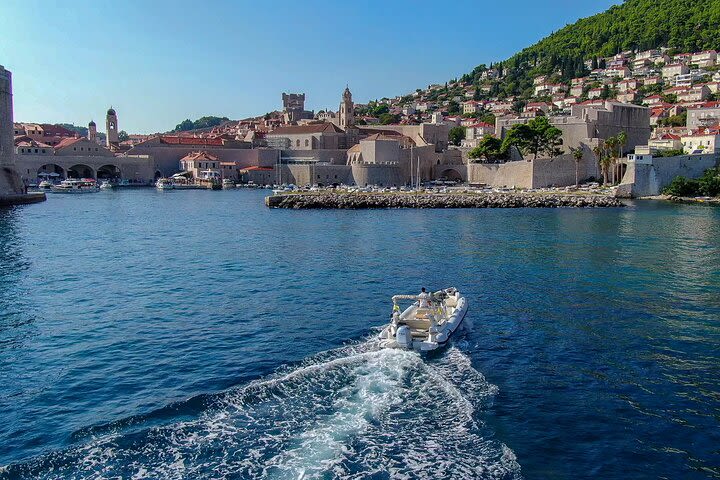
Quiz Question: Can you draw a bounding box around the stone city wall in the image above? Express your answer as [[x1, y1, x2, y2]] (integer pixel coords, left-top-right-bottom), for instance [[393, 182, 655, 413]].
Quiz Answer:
[[467, 160, 534, 188], [617, 153, 719, 197]]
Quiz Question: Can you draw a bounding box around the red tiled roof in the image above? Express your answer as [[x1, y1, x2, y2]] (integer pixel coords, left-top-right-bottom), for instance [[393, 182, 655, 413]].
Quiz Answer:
[[268, 123, 344, 135], [241, 166, 273, 171], [53, 137, 84, 150], [40, 124, 76, 137], [181, 151, 219, 161], [159, 136, 224, 146]]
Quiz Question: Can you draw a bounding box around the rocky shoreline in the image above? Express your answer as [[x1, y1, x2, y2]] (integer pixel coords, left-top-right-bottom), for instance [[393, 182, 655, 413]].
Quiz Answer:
[[265, 192, 624, 209]]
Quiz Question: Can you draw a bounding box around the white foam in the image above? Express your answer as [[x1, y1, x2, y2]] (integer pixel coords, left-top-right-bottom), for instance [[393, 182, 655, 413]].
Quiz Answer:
[[10, 339, 522, 479]]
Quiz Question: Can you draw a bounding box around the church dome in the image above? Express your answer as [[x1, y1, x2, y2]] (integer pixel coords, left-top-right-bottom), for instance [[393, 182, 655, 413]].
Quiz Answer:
[[88, 120, 96, 127], [107, 107, 116, 116]]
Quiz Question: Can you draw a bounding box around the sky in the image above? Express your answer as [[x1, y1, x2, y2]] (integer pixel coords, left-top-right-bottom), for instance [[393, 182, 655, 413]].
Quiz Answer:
[[0, 0, 620, 134]]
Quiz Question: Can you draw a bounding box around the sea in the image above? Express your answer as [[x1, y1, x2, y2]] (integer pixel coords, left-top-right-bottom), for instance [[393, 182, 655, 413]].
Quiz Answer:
[[0, 189, 718, 479]]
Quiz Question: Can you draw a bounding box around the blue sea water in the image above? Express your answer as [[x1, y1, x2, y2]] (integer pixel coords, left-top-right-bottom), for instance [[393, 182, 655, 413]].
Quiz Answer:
[[0, 189, 719, 479]]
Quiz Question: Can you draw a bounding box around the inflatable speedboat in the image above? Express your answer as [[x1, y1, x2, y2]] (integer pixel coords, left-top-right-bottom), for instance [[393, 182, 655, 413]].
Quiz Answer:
[[379, 287, 467, 352]]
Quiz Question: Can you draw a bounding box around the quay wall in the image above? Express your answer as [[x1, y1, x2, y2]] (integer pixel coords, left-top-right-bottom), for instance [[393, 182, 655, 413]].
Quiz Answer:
[[617, 153, 719, 197]]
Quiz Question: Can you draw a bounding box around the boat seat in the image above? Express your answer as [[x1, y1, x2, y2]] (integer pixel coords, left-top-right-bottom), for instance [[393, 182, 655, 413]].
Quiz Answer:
[[444, 297, 458, 307], [403, 318, 432, 330]]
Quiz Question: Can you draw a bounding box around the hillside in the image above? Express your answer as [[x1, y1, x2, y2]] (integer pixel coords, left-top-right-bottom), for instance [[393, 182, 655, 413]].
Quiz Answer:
[[461, 0, 720, 99]]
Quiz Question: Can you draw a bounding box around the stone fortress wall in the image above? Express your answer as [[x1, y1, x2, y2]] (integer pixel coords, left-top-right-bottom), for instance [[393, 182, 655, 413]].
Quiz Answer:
[[0, 65, 24, 195], [617, 153, 719, 197]]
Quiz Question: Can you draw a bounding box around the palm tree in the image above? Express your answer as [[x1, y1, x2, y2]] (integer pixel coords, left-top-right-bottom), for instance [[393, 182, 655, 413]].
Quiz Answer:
[[569, 146, 583, 187], [592, 144, 604, 183], [604, 137, 619, 185], [615, 131, 628, 183], [595, 141, 614, 186]]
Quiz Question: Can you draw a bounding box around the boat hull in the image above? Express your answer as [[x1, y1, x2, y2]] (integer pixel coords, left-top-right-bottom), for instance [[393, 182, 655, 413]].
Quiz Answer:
[[379, 288, 468, 352]]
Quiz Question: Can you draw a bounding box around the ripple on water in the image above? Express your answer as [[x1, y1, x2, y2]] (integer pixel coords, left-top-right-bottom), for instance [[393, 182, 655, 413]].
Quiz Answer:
[[3, 340, 520, 480]]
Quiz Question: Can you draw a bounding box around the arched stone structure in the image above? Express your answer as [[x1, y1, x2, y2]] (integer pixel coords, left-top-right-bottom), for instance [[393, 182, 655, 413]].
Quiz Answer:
[[97, 164, 122, 180], [37, 163, 65, 179], [438, 167, 464, 182], [67, 164, 95, 179]]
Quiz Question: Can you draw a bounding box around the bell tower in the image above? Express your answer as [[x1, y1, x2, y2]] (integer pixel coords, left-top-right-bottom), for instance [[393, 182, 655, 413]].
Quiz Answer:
[[88, 120, 97, 142], [106, 107, 119, 147], [339, 85, 354, 130]]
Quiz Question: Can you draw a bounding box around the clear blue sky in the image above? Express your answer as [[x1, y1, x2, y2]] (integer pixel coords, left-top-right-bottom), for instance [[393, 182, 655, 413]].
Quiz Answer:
[[0, 0, 619, 134]]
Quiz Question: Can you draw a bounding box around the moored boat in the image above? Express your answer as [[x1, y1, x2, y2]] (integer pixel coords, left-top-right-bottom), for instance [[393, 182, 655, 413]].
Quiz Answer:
[[37, 180, 53, 190], [222, 178, 235, 189], [99, 180, 114, 190], [50, 178, 99, 194], [379, 287, 467, 352], [155, 178, 175, 190]]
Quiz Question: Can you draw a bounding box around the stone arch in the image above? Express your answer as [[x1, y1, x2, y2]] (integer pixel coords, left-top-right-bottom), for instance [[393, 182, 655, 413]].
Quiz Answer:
[[438, 168, 463, 182], [37, 163, 65, 180], [96, 164, 121, 180], [67, 164, 95, 179]]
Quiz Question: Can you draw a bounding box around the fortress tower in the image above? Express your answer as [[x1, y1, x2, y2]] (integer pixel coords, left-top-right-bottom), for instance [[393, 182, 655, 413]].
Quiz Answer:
[[106, 107, 119, 147], [88, 120, 97, 143], [282, 93, 306, 123], [0, 65, 24, 195], [339, 86, 354, 130]]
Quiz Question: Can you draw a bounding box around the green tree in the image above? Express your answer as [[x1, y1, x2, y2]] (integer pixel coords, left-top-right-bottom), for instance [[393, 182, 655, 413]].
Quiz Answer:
[[378, 113, 400, 125], [468, 135, 507, 163], [175, 119, 193, 131], [448, 126, 466, 146], [661, 93, 678, 104], [118, 130, 129, 142], [447, 101, 460, 115], [501, 117, 563, 159], [659, 111, 686, 127], [569, 146, 584, 186]]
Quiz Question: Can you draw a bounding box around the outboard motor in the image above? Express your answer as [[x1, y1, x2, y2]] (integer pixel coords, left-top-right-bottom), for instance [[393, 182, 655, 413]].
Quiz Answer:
[[395, 325, 412, 349]]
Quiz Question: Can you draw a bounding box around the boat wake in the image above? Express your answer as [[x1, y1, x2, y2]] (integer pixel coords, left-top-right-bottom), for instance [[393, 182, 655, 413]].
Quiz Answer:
[[3, 339, 521, 479]]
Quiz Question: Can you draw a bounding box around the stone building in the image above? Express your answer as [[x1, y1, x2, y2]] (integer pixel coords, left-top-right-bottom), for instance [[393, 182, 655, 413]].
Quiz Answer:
[[265, 123, 349, 150], [496, 101, 650, 156], [179, 151, 220, 178], [12, 123, 76, 146]]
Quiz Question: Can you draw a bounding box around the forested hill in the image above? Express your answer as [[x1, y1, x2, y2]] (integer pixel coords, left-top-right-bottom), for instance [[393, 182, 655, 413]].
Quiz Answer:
[[460, 0, 720, 98]]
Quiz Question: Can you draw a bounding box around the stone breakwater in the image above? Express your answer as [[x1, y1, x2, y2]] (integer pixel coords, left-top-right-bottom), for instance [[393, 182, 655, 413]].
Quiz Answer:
[[265, 192, 624, 209]]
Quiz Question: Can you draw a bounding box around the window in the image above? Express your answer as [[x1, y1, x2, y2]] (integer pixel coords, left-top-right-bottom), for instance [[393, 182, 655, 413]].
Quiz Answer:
[[305, 139, 309, 147], [296, 139, 300, 147], [42, 149, 45, 153], [35, 149, 38, 153]]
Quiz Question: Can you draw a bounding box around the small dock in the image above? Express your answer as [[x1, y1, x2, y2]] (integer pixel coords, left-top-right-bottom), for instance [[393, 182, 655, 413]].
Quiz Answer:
[[0, 192, 46, 207]]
